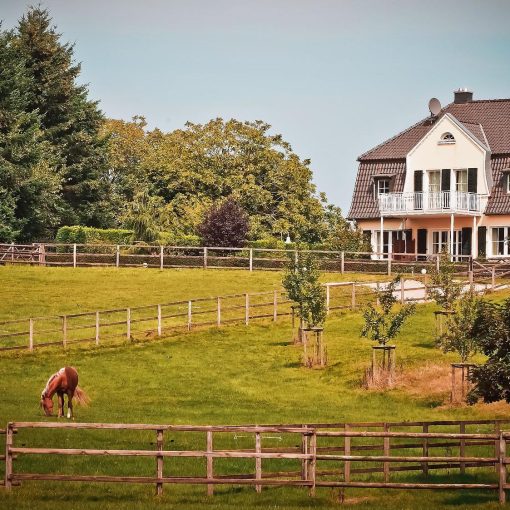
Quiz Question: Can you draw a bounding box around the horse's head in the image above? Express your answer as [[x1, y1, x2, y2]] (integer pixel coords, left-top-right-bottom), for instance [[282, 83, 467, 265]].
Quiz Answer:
[[40, 394, 53, 416]]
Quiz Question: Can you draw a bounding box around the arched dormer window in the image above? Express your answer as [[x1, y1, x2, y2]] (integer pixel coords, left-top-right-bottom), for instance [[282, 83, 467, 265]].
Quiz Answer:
[[439, 132, 455, 144]]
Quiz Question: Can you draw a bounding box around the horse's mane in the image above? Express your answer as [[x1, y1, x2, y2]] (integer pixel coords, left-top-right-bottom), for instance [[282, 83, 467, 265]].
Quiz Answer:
[[74, 386, 91, 406]]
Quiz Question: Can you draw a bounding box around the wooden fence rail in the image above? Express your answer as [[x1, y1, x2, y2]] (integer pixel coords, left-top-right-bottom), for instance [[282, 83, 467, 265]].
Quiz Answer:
[[0, 242, 478, 277], [2, 419, 510, 503], [0, 276, 495, 354]]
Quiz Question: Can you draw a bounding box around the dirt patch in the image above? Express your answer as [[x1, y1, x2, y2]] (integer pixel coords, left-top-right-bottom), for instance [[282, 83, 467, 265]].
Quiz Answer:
[[471, 399, 510, 416], [398, 362, 451, 398]]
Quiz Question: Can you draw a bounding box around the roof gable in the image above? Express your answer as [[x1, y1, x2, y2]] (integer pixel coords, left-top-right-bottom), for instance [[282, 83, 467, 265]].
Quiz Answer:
[[359, 99, 510, 161], [407, 113, 490, 157]]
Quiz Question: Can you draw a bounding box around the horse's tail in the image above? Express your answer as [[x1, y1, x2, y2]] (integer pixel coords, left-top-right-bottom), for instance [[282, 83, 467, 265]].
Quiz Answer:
[[74, 386, 90, 406]]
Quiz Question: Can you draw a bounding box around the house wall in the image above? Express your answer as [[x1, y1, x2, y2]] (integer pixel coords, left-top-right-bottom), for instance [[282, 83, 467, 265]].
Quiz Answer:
[[404, 115, 490, 195], [357, 214, 510, 259]]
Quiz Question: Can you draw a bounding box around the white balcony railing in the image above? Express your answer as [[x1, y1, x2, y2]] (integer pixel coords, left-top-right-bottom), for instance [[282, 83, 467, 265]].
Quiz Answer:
[[378, 191, 487, 215]]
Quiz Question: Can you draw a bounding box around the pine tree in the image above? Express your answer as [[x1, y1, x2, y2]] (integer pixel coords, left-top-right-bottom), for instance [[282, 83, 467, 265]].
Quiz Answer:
[[13, 7, 112, 228], [0, 28, 61, 241]]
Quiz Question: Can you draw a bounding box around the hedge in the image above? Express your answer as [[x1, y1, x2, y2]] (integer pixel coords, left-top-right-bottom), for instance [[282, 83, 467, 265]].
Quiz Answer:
[[55, 226, 134, 245]]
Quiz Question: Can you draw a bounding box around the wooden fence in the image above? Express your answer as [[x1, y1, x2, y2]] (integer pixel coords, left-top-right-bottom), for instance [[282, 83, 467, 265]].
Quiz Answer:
[[0, 242, 476, 276], [0, 276, 496, 354], [0, 283, 381, 353], [3, 419, 510, 503]]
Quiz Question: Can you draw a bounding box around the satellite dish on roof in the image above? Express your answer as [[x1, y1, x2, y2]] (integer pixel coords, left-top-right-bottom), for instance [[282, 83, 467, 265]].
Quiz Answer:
[[428, 97, 441, 116]]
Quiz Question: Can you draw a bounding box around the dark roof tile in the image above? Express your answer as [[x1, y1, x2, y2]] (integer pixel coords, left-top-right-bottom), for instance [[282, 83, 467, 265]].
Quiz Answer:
[[347, 161, 406, 219], [359, 99, 510, 160]]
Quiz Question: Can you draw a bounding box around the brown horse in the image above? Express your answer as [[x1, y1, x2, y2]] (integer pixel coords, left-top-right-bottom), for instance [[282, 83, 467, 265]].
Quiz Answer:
[[40, 367, 89, 418]]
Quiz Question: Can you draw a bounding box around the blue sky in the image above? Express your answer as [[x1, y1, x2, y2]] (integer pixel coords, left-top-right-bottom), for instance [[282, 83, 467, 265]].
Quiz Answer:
[[1, 0, 509, 212]]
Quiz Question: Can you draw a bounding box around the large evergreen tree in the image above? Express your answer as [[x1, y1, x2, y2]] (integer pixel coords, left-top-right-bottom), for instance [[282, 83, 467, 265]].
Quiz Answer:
[[0, 28, 61, 241], [12, 7, 111, 228]]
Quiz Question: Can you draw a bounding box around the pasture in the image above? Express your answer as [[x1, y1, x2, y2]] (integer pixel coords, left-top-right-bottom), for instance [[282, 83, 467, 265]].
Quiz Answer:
[[0, 266, 509, 509]]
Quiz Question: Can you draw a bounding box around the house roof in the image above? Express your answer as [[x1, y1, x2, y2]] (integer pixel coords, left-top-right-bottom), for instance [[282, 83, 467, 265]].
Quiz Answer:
[[358, 99, 510, 161], [348, 160, 406, 219], [349, 98, 510, 220], [484, 155, 510, 215]]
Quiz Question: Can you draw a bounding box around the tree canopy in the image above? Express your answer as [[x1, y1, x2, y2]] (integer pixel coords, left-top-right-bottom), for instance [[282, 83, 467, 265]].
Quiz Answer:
[[1, 6, 366, 249]]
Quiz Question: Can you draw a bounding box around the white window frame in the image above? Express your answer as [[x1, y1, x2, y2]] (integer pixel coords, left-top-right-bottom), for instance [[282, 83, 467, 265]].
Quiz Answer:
[[431, 230, 462, 256], [438, 132, 456, 145], [456, 169, 468, 193], [377, 178, 390, 196], [491, 227, 508, 257], [506, 175, 510, 194]]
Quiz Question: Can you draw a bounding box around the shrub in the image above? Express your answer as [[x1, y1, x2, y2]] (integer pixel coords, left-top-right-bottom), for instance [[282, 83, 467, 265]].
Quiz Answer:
[[467, 298, 510, 404], [361, 277, 416, 346], [429, 252, 462, 310], [437, 292, 482, 363], [55, 226, 133, 245], [282, 251, 326, 328], [198, 198, 249, 247]]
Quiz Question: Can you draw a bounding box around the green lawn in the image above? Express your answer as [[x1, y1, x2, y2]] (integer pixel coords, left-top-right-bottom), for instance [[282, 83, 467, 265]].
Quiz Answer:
[[0, 266, 508, 509]]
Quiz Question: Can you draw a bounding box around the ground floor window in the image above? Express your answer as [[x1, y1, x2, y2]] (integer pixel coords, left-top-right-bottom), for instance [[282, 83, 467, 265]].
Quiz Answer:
[[492, 227, 507, 256], [431, 230, 462, 256], [373, 230, 411, 257]]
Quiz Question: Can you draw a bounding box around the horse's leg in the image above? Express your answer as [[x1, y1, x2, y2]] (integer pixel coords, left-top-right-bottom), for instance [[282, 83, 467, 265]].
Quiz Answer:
[[57, 392, 64, 418], [67, 391, 73, 419]]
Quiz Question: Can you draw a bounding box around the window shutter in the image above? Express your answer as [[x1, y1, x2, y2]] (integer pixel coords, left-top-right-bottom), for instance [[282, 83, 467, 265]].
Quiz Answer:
[[478, 226, 486, 257], [461, 227, 472, 256], [468, 168, 477, 193], [414, 170, 423, 192], [441, 169, 451, 192]]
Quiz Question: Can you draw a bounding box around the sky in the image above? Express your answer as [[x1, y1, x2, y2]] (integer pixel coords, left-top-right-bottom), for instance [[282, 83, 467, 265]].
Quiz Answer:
[[1, 0, 509, 213]]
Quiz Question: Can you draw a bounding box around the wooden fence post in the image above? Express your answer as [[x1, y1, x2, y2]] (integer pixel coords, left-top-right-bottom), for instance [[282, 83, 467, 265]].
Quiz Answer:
[[245, 294, 250, 325], [499, 432, 507, 504], [383, 423, 390, 482], [156, 429, 164, 496], [249, 248, 253, 272], [73, 243, 77, 268], [341, 251, 345, 274], [62, 315, 67, 348], [217, 297, 221, 327], [273, 290, 278, 321], [4, 422, 13, 490], [495, 422, 501, 472], [160, 246, 164, 270], [400, 277, 405, 304], [492, 266, 496, 289], [301, 426, 309, 483], [351, 284, 356, 311], [157, 304, 162, 337], [95, 311, 100, 346], [116, 245, 120, 268], [203, 247, 208, 269], [326, 285, 330, 315], [188, 301, 192, 331], [29, 318, 34, 351], [126, 308, 131, 340], [422, 424, 429, 476], [255, 431, 262, 493], [344, 424, 351, 483], [436, 254, 440, 272], [207, 430, 214, 496], [309, 431, 317, 497], [460, 422, 466, 474], [388, 254, 392, 276]]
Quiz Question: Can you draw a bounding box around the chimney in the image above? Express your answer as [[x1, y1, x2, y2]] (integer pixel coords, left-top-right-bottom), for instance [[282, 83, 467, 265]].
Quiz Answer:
[[454, 88, 473, 104]]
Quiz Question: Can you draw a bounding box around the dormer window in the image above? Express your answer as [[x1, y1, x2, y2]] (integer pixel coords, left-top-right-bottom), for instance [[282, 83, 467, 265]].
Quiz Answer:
[[376, 178, 390, 195], [439, 132, 456, 144]]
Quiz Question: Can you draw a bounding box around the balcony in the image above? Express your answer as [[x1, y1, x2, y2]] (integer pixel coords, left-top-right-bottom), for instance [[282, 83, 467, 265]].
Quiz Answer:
[[378, 191, 488, 216]]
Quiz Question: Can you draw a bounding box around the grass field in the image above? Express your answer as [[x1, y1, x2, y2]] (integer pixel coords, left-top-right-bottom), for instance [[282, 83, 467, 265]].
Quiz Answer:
[[0, 265, 509, 509]]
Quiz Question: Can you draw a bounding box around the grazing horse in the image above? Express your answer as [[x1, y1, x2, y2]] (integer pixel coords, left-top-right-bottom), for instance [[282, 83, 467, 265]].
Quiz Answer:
[[40, 367, 89, 418]]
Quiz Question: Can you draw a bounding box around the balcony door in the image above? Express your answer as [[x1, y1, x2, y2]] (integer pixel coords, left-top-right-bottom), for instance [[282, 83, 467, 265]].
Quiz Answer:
[[428, 170, 450, 210]]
